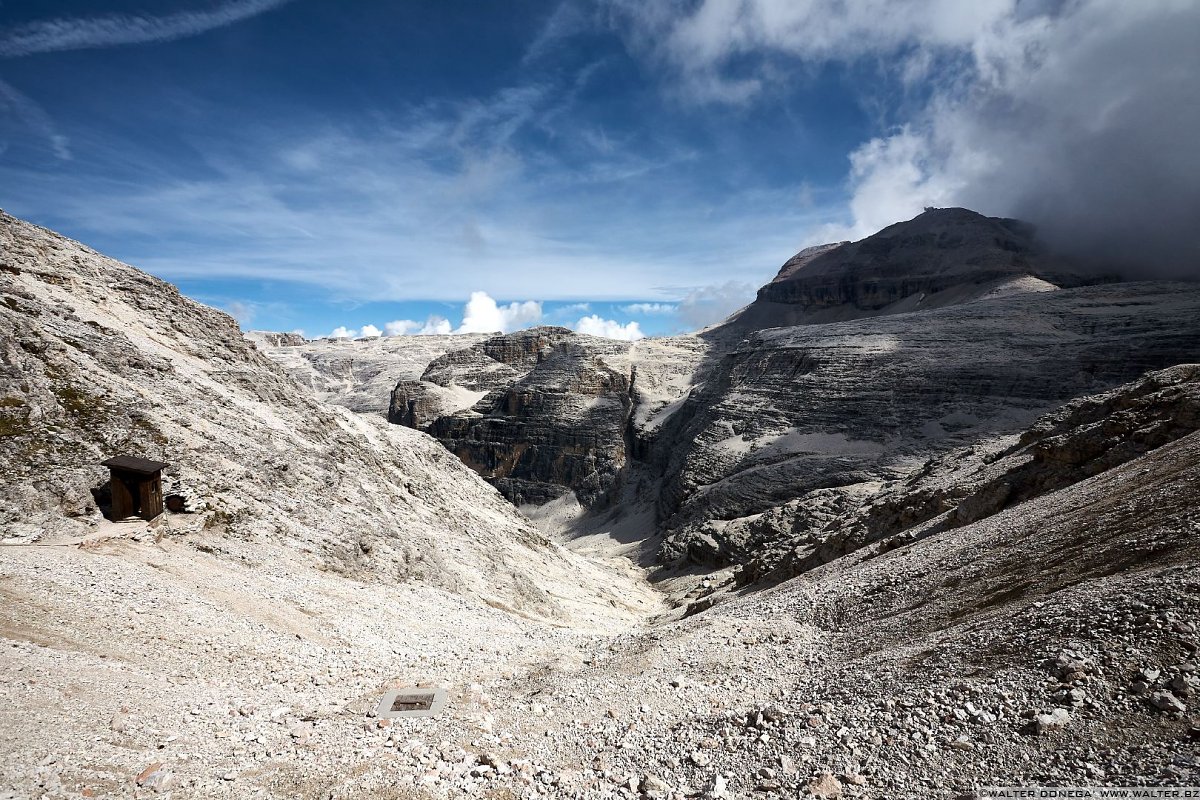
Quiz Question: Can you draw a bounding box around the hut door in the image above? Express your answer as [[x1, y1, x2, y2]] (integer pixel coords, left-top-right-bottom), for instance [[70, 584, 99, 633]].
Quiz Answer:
[[138, 473, 163, 520], [110, 475, 138, 519]]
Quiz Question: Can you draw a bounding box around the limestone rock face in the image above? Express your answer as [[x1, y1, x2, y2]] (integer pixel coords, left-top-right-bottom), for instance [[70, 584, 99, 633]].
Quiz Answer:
[[393, 328, 637, 507], [656, 282, 1200, 568], [722, 207, 1083, 332], [723, 363, 1200, 586], [245, 330, 306, 348]]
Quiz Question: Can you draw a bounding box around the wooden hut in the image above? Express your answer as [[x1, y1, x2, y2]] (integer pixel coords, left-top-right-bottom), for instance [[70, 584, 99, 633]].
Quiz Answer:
[[101, 456, 168, 521]]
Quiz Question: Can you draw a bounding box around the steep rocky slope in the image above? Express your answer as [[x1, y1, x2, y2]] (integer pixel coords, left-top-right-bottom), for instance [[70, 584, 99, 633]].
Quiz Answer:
[[490, 409, 1200, 798], [721, 207, 1087, 332], [700, 363, 1200, 589], [0, 209, 652, 621]]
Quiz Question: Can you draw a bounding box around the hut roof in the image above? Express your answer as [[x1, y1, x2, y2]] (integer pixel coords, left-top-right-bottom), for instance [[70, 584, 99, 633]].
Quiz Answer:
[[101, 456, 169, 475]]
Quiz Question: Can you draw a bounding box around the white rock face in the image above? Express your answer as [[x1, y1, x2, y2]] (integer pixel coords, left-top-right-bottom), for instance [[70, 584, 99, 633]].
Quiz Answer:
[[654, 281, 1200, 566]]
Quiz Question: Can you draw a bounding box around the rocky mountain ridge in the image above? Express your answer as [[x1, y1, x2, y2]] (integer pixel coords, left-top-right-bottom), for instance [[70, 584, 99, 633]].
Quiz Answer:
[[653, 280, 1200, 569], [251, 208, 1200, 585]]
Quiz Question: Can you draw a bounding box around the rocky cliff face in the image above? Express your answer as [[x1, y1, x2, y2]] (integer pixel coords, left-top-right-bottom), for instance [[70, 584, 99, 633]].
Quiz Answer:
[[708, 362, 1200, 590], [656, 281, 1200, 568], [390, 328, 638, 507]]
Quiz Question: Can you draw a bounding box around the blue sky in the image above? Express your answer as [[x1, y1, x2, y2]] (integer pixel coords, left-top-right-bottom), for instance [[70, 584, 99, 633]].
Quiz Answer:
[[1, 1, 1195, 338]]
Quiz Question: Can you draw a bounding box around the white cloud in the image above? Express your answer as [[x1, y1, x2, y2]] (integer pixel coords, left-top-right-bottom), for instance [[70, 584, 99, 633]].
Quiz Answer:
[[337, 294, 543, 342], [328, 323, 381, 338], [574, 314, 644, 340], [812, 126, 961, 242], [384, 316, 453, 336], [0, 0, 294, 59], [621, 302, 676, 315], [383, 320, 418, 336], [457, 291, 543, 333], [606, 0, 1014, 104]]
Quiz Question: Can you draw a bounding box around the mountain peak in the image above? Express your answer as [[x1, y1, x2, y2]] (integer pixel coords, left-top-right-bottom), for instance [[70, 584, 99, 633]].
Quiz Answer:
[[722, 207, 1084, 332]]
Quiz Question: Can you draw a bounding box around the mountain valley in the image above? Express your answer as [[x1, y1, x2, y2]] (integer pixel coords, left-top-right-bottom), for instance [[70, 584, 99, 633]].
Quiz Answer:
[[2, 208, 1198, 798]]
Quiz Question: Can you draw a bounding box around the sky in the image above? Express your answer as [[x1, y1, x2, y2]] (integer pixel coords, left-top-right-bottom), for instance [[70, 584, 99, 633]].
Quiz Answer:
[[1, 1, 1196, 339]]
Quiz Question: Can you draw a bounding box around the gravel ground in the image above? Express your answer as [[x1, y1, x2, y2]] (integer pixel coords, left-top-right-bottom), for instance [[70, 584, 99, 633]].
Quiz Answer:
[[3, 429, 1195, 799]]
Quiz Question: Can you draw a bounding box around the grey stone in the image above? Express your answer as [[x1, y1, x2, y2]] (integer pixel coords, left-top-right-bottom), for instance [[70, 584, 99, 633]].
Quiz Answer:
[[1035, 708, 1072, 734]]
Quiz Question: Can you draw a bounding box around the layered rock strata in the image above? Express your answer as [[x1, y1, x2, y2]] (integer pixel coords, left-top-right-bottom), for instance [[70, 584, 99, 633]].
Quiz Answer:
[[656, 282, 1200, 568], [390, 328, 636, 507]]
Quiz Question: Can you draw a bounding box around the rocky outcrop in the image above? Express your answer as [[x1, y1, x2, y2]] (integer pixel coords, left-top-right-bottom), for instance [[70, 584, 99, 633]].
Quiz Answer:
[[245, 330, 307, 348], [385, 329, 712, 509], [391, 328, 637, 507], [250, 330, 491, 415], [721, 207, 1087, 332]]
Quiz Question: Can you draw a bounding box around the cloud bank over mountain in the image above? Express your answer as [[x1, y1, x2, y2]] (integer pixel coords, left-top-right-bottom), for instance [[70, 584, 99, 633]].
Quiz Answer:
[[607, 0, 1200, 276], [3, 0, 1195, 340]]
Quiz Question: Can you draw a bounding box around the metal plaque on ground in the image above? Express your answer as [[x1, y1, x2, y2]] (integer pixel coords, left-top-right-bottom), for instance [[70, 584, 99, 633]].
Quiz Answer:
[[375, 687, 447, 719]]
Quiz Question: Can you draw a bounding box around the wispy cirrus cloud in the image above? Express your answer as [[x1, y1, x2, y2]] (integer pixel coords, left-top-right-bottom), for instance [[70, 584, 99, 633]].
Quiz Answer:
[[0, 0, 295, 161], [3, 75, 820, 304], [0, 79, 69, 159], [0, 0, 294, 59]]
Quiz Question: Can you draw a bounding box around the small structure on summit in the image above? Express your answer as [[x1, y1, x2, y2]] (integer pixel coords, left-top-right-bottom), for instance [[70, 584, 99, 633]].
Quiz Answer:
[[101, 456, 168, 521]]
